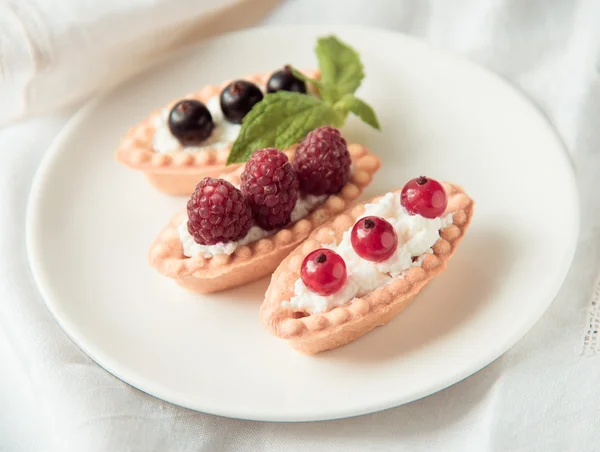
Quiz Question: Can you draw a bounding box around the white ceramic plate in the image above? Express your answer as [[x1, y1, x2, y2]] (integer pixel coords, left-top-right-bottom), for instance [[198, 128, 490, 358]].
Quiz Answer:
[[26, 25, 579, 421]]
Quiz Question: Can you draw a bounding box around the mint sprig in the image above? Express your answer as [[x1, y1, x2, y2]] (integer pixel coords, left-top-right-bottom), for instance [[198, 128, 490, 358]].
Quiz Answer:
[[227, 93, 343, 164], [227, 35, 380, 165], [288, 67, 339, 105], [333, 93, 380, 130], [315, 35, 364, 102], [290, 67, 379, 129]]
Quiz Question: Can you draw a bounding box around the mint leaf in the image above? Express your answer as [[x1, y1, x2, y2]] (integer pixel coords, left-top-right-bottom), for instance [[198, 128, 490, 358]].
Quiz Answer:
[[315, 36, 364, 101], [227, 92, 343, 164], [288, 67, 322, 91], [288, 66, 339, 105], [226, 35, 381, 165], [334, 94, 381, 130]]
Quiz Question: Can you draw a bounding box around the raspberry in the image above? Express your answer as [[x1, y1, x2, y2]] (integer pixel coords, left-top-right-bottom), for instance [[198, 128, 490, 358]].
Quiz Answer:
[[241, 148, 299, 230], [293, 126, 351, 195], [187, 178, 253, 245]]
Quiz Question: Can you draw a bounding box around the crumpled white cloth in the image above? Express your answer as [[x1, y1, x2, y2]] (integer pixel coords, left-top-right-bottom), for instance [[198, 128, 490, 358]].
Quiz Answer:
[[2, 0, 600, 451], [0, 0, 279, 126]]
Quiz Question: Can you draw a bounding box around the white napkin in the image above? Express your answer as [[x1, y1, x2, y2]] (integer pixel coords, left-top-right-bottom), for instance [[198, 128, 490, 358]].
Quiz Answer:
[[0, 0, 280, 126], [2, 0, 600, 451]]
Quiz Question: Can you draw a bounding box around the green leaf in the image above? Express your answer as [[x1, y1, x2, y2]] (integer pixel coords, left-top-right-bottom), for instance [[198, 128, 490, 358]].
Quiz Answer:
[[225, 35, 380, 165], [315, 36, 364, 101], [227, 92, 343, 164], [288, 66, 339, 105], [333, 94, 381, 130], [287, 66, 323, 90]]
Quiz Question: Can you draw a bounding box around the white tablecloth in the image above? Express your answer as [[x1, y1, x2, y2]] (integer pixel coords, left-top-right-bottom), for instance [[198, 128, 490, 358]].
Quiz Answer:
[[2, 0, 600, 450]]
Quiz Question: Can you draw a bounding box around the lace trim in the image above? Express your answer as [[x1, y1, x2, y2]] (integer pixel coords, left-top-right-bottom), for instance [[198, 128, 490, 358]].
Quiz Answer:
[[582, 272, 600, 355]]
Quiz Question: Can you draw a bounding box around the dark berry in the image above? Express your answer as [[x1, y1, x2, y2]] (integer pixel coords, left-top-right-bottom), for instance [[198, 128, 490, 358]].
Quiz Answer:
[[400, 176, 448, 219], [267, 66, 307, 94], [351, 216, 398, 262], [301, 249, 347, 295], [187, 178, 253, 245], [293, 126, 351, 195], [219, 80, 263, 124], [168, 100, 214, 146], [240, 148, 299, 230]]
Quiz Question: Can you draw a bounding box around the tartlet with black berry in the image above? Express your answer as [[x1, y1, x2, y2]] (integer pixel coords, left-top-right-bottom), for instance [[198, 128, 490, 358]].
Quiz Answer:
[[115, 68, 319, 196], [116, 35, 381, 197]]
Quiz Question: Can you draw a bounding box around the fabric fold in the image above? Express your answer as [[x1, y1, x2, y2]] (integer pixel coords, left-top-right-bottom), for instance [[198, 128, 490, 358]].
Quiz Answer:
[[2, 0, 600, 450]]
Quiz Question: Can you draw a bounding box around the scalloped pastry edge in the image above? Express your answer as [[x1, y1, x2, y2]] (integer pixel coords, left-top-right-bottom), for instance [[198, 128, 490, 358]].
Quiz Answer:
[[259, 183, 475, 354], [114, 69, 320, 196], [148, 144, 381, 293]]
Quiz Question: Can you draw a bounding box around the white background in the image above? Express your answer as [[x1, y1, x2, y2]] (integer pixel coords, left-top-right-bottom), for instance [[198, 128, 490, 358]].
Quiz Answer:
[[2, 0, 600, 450]]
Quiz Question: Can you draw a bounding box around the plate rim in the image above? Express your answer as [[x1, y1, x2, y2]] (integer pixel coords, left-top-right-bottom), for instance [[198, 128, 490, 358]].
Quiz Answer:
[[25, 23, 580, 422]]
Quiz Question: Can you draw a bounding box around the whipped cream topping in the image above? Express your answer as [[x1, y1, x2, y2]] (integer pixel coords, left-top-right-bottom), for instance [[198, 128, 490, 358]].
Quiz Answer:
[[283, 192, 454, 314], [178, 195, 327, 258], [153, 96, 242, 154]]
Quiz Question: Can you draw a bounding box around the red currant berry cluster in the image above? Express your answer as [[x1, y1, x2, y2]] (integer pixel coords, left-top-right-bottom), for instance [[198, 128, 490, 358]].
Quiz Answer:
[[301, 177, 447, 296]]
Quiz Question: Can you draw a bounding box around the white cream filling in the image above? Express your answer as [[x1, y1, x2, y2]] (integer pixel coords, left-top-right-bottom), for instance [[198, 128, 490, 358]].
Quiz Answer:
[[178, 195, 327, 258], [152, 96, 242, 154], [283, 192, 454, 314]]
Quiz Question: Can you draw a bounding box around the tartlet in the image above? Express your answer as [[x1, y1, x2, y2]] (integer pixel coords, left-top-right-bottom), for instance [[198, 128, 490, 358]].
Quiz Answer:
[[260, 183, 474, 354], [148, 144, 381, 293], [115, 69, 320, 196]]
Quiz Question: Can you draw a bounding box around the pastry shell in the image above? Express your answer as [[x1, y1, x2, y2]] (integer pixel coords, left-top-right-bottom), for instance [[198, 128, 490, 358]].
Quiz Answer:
[[115, 70, 320, 196], [148, 144, 381, 293], [260, 183, 475, 354]]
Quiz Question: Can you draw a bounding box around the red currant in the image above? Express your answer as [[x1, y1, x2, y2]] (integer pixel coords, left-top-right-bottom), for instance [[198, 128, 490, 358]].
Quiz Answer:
[[400, 176, 447, 218], [351, 216, 398, 262], [301, 249, 347, 296]]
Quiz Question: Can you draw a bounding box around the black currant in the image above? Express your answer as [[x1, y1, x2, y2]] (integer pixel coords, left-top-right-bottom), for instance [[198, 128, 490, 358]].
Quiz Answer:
[[168, 99, 214, 145], [219, 80, 263, 124], [267, 66, 307, 94]]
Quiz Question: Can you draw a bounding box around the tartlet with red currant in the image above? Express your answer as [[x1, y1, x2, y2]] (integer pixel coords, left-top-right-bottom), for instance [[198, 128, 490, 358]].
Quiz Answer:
[[260, 177, 474, 354], [115, 68, 320, 196], [148, 127, 381, 293]]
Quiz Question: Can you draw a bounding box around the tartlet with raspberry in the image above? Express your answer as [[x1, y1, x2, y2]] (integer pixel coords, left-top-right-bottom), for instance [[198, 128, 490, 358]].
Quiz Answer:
[[115, 68, 320, 196], [148, 127, 381, 293], [260, 177, 475, 354]]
